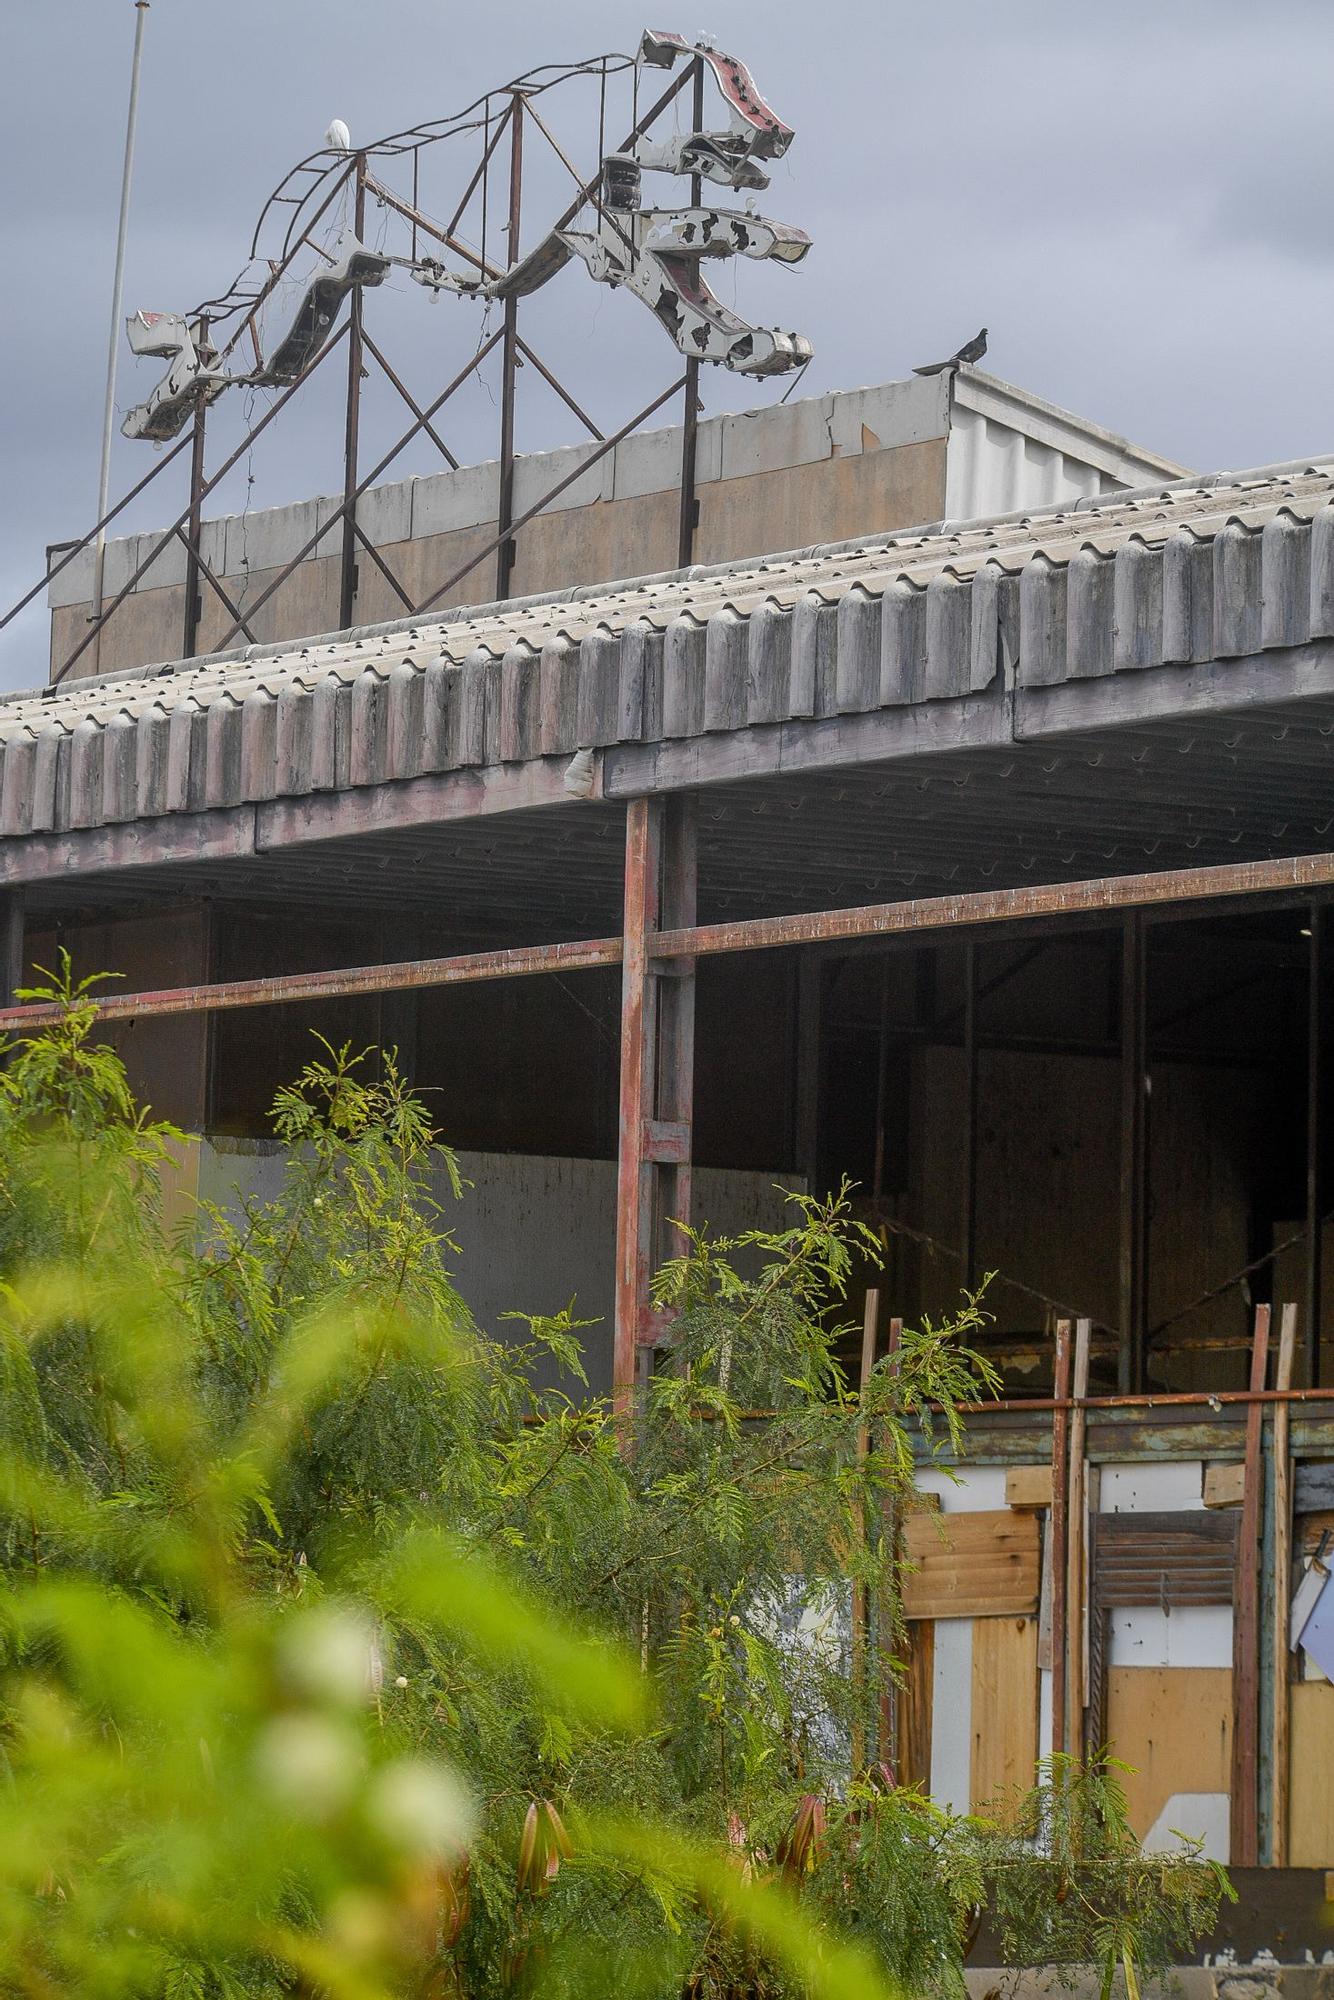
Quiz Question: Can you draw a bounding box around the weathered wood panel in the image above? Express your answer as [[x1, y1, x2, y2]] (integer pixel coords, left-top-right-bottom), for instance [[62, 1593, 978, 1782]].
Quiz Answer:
[[903, 1510, 1040, 1620], [1289, 1683, 1334, 1867], [970, 1613, 1039, 1816], [1105, 1666, 1233, 1843]]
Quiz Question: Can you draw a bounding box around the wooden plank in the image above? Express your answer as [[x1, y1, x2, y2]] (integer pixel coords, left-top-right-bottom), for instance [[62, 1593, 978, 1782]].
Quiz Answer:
[[1105, 1666, 1233, 1845], [899, 1617, 934, 1792], [1272, 1302, 1299, 1867], [1204, 1461, 1247, 1508], [1232, 1304, 1272, 1867], [971, 1614, 1040, 1817], [1006, 1463, 1053, 1509], [1290, 1685, 1334, 1866], [1091, 1510, 1239, 1607], [1050, 1320, 1073, 1755], [902, 1510, 1040, 1620], [1067, 1318, 1092, 1755]]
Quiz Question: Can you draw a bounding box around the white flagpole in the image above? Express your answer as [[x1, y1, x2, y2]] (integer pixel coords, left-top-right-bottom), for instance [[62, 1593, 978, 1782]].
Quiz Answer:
[[90, 0, 150, 675]]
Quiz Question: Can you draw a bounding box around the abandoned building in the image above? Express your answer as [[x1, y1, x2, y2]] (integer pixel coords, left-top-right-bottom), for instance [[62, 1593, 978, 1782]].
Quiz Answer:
[[6, 332, 1334, 1951]]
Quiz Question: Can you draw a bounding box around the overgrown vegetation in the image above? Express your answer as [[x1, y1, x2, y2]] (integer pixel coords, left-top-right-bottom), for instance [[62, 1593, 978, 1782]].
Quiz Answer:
[[0, 960, 1230, 1997]]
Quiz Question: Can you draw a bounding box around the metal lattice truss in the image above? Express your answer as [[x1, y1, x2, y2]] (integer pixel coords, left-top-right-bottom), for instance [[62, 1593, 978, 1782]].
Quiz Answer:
[[120, 29, 811, 442]]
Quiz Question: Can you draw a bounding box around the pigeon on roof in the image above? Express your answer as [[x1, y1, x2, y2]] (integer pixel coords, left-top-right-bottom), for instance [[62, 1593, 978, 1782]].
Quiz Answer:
[[913, 327, 987, 377]]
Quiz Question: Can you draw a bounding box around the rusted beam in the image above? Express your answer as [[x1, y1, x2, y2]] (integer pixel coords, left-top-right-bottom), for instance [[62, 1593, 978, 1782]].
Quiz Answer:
[[1049, 1319, 1073, 1760], [0, 934, 622, 1031], [496, 94, 525, 602], [614, 797, 660, 1416], [1306, 905, 1325, 1388], [12, 851, 1334, 1030], [1119, 913, 1150, 1392], [339, 157, 369, 630], [182, 317, 210, 660], [1232, 1304, 1272, 1868], [1271, 1302, 1298, 1867], [1066, 1317, 1092, 1756]]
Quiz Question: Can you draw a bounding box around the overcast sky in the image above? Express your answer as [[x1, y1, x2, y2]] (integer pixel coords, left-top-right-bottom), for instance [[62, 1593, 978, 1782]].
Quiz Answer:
[[4, 0, 1334, 689]]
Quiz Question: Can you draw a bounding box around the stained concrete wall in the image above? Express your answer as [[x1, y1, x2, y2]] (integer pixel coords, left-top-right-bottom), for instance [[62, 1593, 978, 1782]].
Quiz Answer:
[[191, 1136, 801, 1396], [44, 368, 1183, 684]]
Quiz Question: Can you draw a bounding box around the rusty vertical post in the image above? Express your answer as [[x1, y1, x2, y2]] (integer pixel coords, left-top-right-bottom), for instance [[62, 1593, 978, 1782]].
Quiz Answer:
[[182, 314, 209, 659], [614, 798, 662, 1416], [675, 56, 706, 570], [1118, 914, 1149, 1393], [651, 794, 697, 1354], [338, 157, 368, 632], [1232, 1303, 1272, 1867], [851, 1285, 880, 1775], [1305, 904, 1324, 1388], [496, 93, 525, 602], [961, 939, 978, 1288], [1271, 1301, 1298, 1866], [878, 1314, 904, 1773], [1065, 1317, 1092, 1758], [1049, 1318, 1073, 1760]]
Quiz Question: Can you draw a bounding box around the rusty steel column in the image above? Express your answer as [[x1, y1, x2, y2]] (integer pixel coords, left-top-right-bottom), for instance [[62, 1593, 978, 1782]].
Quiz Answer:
[[182, 315, 209, 659], [961, 939, 979, 1288], [338, 157, 368, 632], [613, 795, 698, 1410], [676, 56, 706, 570], [614, 797, 662, 1413], [496, 94, 525, 602], [1118, 914, 1150, 1393], [650, 795, 697, 1366], [1306, 903, 1325, 1388]]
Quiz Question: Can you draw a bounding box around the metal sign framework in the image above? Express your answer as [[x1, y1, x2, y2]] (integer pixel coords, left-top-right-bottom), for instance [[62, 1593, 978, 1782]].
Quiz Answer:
[[4, 35, 815, 688]]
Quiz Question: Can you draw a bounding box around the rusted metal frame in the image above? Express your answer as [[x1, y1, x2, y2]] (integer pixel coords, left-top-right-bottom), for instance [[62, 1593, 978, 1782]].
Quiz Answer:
[[211, 327, 503, 650], [961, 940, 979, 1287], [338, 158, 369, 631], [1118, 912, 1150, 1393], [1270, 1302, 1298, 1866], [1049, 1319, 1073, 1760], [649, 854, 1334, 964], [676, 56, 706, 571], [614, 797, 662, 1416], [170, 525, 257, 645], [362, 328, 460, 469], [1066, 1318, 1092, 1758], [16, 849, 1334, 1034], [1306, 903, 1325, 1388], [363, 172, 504, 282], [0, 934, 624, 1032], [548, 62, 695, 239], [519, 90, 590, 200], [513, 335, 604, 440], [347, 514, 415, 615], [216, 157, 358, 367], [5, 439, 192, 640], [851, 1285, 880, 1776], [53, 321, 351, 684], [413, 370, 687, 616], [649, 794, 697, 1344], [445, 95, 512, 241], [495, 94, 525, 602], [1232, 1304, 1272, 1868], [182, 316, 210, 659]]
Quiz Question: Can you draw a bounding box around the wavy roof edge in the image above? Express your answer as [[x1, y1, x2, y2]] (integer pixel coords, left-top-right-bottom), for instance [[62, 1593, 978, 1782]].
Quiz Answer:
[[12, 447, 1333, 719]]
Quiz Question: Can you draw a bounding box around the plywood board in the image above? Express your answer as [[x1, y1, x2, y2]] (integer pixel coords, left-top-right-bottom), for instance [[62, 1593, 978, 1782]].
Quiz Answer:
[[903, 1509, 1040, 1620], [1290, 1683, 1334, 1867], [971, 1614, 1040, 1817], [1203, 1462, 1246, 1508], [1006, 1464, 1053, 1510], [1105, 1667, 1232, 1845]]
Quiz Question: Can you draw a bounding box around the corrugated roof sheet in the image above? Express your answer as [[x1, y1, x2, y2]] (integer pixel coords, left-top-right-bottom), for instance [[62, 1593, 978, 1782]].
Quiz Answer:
[[5, 456, 1334, 842]]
